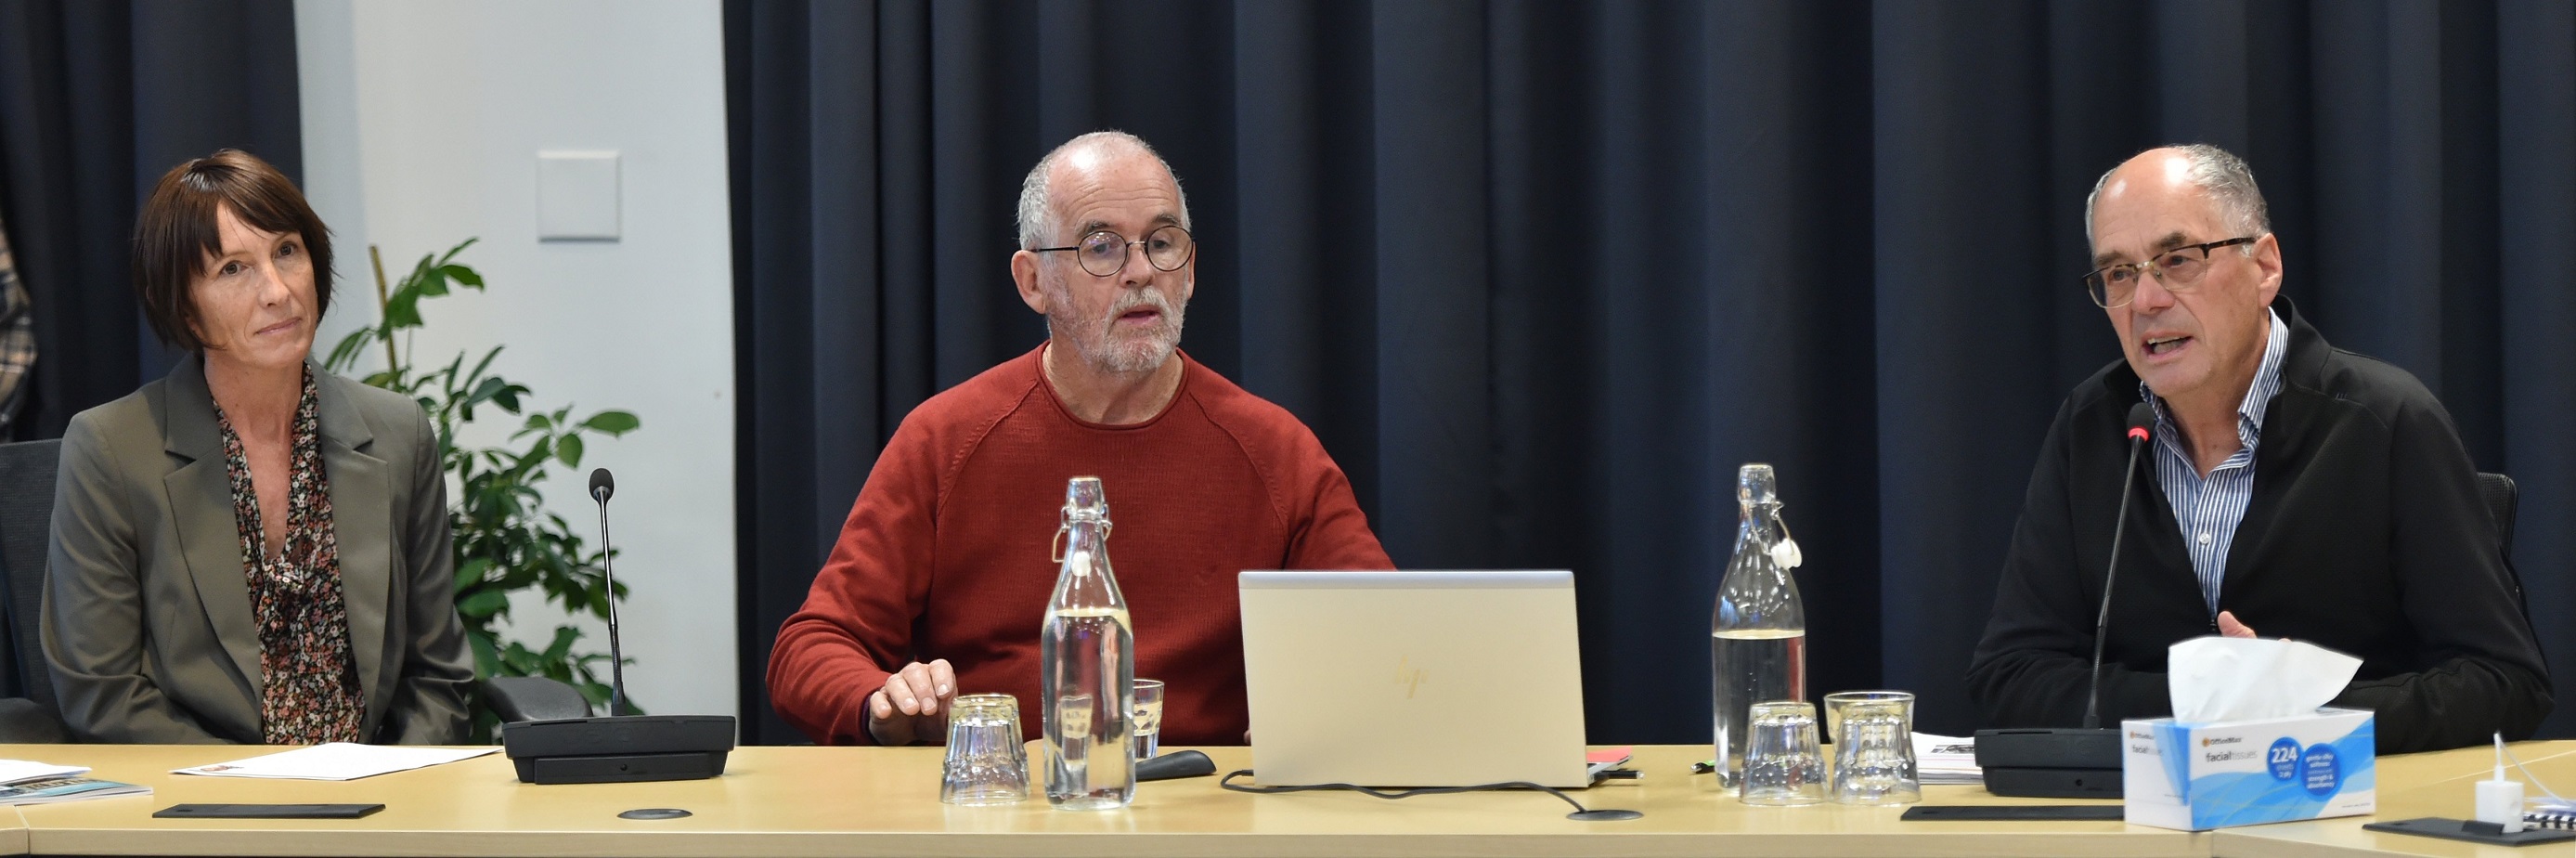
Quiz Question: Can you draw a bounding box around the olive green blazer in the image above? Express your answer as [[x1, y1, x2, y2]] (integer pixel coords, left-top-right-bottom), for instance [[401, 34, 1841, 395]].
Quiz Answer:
[[41, 353, 472, 744]]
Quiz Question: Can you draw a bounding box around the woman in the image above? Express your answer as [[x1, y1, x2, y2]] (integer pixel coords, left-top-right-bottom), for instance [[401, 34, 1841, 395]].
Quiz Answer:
[[42, 150, 472, 744]]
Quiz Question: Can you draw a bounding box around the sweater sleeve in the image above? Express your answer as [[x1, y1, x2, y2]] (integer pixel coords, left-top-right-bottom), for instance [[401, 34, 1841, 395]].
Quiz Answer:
[[767, 416, 945, 745], [1966, 397, 2169, 729], [2329, 398, 2552, 752], [1278, 423, 1393, 571]]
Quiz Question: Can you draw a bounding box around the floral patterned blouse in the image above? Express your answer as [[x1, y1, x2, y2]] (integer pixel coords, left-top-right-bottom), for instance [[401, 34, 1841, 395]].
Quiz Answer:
[[214, 368, 366, 745]]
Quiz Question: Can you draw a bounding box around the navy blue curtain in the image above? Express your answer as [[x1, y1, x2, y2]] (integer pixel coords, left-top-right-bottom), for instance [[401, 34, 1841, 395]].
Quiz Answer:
[[728, 0, 2576, 745], [0, 0, 304, 440]]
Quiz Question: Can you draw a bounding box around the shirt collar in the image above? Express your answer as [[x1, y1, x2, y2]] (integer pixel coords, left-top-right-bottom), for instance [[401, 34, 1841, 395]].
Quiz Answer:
[[2139, 306, 2288, 445]]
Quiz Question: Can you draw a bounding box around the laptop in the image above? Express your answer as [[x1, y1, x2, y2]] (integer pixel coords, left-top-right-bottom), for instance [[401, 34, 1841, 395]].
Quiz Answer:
[[1238, 569, 1593, 788]]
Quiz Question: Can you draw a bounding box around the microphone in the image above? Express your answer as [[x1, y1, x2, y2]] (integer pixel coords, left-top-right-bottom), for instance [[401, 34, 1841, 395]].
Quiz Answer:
[[2084, 403, 2155, 728], [589, 468, 626, 717], [500, 466, 737, 786], [1974, 402, 2155, 799]]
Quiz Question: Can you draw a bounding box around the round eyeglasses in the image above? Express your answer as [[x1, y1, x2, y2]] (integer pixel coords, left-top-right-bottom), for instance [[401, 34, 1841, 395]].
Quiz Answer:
[[1031, 225, 1196, 278], [2081, 237, 2255, 308]]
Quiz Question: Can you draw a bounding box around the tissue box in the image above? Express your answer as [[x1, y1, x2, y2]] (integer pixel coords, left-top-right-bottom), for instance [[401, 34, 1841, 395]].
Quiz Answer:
[[2121, 708, 2375, 831]]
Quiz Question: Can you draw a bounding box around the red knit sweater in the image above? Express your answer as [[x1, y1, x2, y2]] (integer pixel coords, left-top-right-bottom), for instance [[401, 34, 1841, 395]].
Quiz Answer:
[[768, 345, 1392, 746]]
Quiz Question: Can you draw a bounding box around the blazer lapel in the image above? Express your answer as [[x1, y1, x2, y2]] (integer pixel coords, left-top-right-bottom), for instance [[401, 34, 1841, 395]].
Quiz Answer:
[[158, 355, 264, 723], [315, 366, 395, 731]]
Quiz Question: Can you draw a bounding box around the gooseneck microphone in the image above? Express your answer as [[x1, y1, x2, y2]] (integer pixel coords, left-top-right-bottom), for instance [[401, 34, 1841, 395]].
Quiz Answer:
[[589, 467, 626, 718], [1972, 402, 2157, 799], [2083, 403, 2156, 729], [501, 466, 737, 786]]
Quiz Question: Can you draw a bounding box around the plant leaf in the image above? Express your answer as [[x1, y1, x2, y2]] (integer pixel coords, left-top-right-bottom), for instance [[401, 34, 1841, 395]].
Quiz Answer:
[[454, 556, 491, 593], [542, 625, 581, 662], [326, 329, 375, 374], [457, 588, 509, 618], [555, 433, 583, 469], [441, 264, 485, 288], [383, 289, 425, 328], [581, 411, 641, 435], [466, 630, 499, 679], [436, 237, 480, 266]]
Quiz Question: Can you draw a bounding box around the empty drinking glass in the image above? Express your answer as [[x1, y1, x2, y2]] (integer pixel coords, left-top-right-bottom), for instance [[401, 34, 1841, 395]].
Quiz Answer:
[[1132, 679, 1167, 760], [1821, 691, 1910, 744], [940, 694, 1029, 805], [1827, 691, 1919, 805], [1738, 700, 1826, 806]]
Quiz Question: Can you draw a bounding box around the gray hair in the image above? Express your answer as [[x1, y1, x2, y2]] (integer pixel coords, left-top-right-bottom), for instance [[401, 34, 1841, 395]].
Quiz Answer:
[[1015, 130, 1193, 250], [2085, 143, 2272, 249]]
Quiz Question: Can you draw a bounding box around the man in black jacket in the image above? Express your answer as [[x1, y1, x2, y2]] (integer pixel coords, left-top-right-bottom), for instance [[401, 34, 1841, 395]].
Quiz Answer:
[[1965, 144, 2550, 754]]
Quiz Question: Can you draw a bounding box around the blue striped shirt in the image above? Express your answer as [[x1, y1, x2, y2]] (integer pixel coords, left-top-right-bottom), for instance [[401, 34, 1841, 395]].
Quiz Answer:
[[2142, 308, 2287, 614]]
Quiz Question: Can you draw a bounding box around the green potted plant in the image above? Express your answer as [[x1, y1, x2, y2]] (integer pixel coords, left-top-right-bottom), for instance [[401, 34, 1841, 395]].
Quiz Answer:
[[324, 239, 640, 738]]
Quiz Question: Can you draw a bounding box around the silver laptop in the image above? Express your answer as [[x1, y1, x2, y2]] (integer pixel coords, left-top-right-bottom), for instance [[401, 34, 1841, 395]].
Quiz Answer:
[[1239, 569, 1592, 788]]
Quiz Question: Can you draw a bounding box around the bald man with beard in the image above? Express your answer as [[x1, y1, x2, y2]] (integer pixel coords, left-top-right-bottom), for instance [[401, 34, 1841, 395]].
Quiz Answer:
[[768, 131, 1392, 747]]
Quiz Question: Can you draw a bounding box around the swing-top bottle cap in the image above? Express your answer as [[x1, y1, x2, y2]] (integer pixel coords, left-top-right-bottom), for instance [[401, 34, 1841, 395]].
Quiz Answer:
[[1063, 475, 1110, 523], [1737, 463, 1778, 507]]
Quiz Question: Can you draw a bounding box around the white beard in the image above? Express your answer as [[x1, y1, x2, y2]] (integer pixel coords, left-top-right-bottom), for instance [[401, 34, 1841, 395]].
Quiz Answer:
[[1047, 280, 1186, 375]]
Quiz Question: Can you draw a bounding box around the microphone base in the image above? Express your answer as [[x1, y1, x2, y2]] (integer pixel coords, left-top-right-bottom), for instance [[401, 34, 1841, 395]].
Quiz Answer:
[[503, 715, 737, 785], [1974, 727, 2124, 799]]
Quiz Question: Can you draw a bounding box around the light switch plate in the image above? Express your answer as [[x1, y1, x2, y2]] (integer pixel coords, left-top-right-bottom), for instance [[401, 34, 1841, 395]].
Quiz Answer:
[[537, 150, 620, 241]]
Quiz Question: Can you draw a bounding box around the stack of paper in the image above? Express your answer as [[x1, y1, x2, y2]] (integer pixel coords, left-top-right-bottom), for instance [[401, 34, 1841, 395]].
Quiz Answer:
[[0, 760, 149, 805], [1913, 733, 1982, 785], [0, 760, 88, 783], [173, 743, 496, 781]]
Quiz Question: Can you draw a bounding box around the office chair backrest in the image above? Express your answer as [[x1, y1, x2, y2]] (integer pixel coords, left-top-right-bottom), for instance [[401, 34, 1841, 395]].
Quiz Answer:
[[2475, 472, 2528, 629], [2478, 472, 2518, 560], [0, 439, 61, 713]]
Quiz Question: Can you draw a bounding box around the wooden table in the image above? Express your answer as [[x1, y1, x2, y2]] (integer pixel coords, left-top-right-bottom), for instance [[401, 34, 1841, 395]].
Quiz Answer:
[[2214, 742, 2576, 858], [0, 742, 2547, 857]]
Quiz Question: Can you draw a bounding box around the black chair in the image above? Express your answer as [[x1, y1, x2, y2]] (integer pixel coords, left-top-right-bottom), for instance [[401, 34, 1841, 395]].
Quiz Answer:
[[0, 439, 71, 742], [2477, 472, 2527, 618], [2479, 472, 2518, 560], [484, 675, 591, 722]]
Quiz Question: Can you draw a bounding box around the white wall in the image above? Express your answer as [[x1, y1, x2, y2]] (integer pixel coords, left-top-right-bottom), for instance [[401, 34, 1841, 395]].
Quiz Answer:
[[296, 0, 738, 719]]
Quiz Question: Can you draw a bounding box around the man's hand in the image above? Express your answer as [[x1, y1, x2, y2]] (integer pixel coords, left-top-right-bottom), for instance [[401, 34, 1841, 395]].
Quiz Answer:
[[865, 659, 957, 746], [2216, 611, 2258, 638]]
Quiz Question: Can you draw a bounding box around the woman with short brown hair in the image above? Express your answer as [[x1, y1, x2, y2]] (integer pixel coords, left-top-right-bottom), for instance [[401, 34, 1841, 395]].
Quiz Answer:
[[42, 149, 472, 744]]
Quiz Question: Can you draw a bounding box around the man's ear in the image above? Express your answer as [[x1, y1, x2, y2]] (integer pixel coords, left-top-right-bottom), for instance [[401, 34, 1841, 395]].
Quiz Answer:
[[2252, 232, 2284, 306], [1013, 250, 1047, 315]]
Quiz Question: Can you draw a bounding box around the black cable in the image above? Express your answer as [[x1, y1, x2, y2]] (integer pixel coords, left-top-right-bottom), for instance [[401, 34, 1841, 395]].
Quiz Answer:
[[1218, 770, 1640, 821]]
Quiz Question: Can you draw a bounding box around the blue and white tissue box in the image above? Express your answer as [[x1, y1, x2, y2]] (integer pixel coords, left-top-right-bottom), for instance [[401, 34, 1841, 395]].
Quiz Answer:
[[2121, 708, 2375, 831]]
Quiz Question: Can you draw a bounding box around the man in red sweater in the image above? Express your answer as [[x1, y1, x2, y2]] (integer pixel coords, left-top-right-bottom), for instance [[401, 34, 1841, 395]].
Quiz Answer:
[[768, 131, 1393, 747]]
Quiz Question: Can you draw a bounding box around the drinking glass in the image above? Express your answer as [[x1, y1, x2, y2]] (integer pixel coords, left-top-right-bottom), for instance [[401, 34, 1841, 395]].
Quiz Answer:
[[940, 694, 1029, 805], [1827, 691, 1919, 805], [1132, 679, 1166, 760], [1822, 691, 1911, 744], [1738, 700, 1826, 806]]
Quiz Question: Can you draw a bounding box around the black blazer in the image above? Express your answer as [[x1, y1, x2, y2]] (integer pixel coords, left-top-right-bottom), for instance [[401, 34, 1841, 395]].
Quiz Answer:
[[1966, 298, 2550, 754]]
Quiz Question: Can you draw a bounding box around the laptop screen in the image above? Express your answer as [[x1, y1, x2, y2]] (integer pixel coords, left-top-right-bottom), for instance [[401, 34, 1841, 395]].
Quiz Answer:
[[1238, 570, 1592, 788]]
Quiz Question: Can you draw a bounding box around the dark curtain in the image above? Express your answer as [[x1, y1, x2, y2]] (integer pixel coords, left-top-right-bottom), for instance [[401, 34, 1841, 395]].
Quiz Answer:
[[728, 0, 2576, 745], [0, 0, 304, 440]]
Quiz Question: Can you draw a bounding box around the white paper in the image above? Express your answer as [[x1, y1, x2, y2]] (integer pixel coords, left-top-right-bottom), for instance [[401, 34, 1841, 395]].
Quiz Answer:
[[1913, 733, 1982, 785], [171, 743, 497, 781], [2168, 636, 2362, 722], [0, 760, 89, 786]]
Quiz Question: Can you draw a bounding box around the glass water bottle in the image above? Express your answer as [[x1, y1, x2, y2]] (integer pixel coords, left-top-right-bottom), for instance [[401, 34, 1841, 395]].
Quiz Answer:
[[1039, 476, 1136, 809], [1710, 463, 1807, 790]]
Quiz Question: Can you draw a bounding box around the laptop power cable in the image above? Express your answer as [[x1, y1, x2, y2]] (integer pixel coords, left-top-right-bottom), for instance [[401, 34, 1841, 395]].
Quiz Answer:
[[1219, 770, 1644, 821]]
